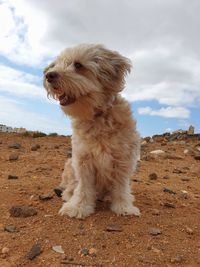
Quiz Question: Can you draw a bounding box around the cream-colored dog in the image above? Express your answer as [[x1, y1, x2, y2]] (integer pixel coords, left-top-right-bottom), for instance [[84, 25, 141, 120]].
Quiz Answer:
[[44, 44, 140, 218]]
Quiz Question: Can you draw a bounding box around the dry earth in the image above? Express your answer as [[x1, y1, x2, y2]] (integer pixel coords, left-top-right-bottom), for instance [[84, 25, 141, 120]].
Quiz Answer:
[[0, 132, 200, 267]]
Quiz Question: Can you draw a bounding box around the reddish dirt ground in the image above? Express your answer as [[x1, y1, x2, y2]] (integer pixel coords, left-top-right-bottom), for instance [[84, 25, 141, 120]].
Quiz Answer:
[[0, 132, 200, 267]]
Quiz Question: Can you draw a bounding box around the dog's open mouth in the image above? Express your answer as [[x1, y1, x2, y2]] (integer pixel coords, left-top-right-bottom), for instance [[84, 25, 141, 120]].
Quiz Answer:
[[58, 93, 76, 106]]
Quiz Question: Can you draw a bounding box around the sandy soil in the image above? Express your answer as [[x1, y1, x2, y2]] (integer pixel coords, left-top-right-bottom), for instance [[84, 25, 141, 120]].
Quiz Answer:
[[0, 132, 200, 267]]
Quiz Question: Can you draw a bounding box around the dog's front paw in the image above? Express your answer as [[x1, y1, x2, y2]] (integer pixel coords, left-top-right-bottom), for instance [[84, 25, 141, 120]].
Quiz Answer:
[[111, 202, 141, 216], [59, 202, 94, 219]]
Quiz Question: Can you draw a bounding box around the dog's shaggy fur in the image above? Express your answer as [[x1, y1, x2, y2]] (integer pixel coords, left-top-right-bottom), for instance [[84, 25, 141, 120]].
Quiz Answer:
[[43, 44, 140, 218]]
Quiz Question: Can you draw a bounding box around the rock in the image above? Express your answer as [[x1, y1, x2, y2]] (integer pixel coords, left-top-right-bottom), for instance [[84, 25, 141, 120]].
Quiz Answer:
[[79, 248, 89, 256], [163, 187, 176, 194], [181, 177, 190, 181], [9, 153, 19, 161], [173, 168, 183, 174], [2, 247, 9, 254], [187, 125, 194, 135], [163, 202, 176, 208], [106, 224, 123, 232], [185, 226, 193, 234], [89, 248, 97, 256], [9, 205, 37, 217], [149, 173, 158, 180], [180, 190, 188, 199], [8, 143, 21, 149], [149, 228, 162, 236], [8, 175, 18, 180], [164, 154, 184, 160], [163, 175, 170, 179], [39, 194, 53, 201], [4, 225, 17, 233], [27, 244, 42, 260], [150, 150, 165, 155], [52, 245, 64, 254], [151, 209, 160, 215], [171, 255, 184, 263], [194, 154, 200, 160], [31, 144, 40, 151], [54, 187, 63, 197]]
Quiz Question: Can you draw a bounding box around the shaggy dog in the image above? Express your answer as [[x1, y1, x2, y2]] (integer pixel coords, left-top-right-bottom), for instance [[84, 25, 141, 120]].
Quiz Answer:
[[43, 44, 140, 218]]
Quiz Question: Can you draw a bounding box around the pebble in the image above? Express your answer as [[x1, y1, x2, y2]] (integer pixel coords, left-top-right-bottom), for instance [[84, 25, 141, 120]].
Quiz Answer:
[[170, 255, 184, 263], [9, 205, 37, 217], [163, 202, 176, 208], [151, 209, 160, 215], [31, 144, 40, 151], [181, 178, 190, 181], [185, 226, 193, 234], [163, 187, 176, 194], [8, 175, 18, 180], [9, 153, 19, 161], [194, 154, 200, 160], [27, 244, 42, 260], [8, 143, 21, 149], [52, 245, 64, 254], [173, 168, 183, 174], [180, 190, 188, 199], [88, 248, 97, 256], [2, 247, 9, 254], [150, 150, 165, 155], [4, 225, 17, 233], [163, 175, 170, 179], [149, 173, 158, 180], [149, 227, 162, 236], [79, 248, 89, 256], [39, 194, 53, 201], [106, 224, 123, 232]]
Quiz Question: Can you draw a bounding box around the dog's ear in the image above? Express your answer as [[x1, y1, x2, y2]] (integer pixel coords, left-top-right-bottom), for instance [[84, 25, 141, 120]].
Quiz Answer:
[[96, 47, 132, 92]]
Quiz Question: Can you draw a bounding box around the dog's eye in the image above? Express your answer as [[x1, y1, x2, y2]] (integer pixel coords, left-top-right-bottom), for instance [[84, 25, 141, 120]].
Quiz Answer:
[[74, 62, 83, 70]]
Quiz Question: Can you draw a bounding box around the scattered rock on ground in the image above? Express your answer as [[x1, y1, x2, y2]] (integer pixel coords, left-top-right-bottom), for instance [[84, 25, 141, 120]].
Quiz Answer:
[[27, 244, 42, 260], [9, 153, 19, 161], [4, 225, 17, 233], [8, 175, 18, 180], [31, 144, 40, 151], [2, 247, 9, 254], [106, 224, 123, 232], [8, 143, 21, 149], [39, 194, 53, 201], [163, 187, 176, 194], [52, 245, 64, 254], [149, 227, 162, 236], [9, 205, 37, 217], [149, 172, 158, 180]]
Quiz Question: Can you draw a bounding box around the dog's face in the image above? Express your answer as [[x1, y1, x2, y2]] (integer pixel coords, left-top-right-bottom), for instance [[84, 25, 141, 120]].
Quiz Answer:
[[43, 44, 131, 115]]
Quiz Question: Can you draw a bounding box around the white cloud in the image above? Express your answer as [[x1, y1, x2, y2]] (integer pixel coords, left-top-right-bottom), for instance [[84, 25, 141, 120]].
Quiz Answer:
[[0, 95, 72, 134], [138, 106, 190, 119]]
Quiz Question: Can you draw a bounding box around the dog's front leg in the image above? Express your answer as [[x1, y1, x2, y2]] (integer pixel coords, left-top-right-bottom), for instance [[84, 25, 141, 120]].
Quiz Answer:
[[110, 178, 140, 216], [59, 160, 96, 219]]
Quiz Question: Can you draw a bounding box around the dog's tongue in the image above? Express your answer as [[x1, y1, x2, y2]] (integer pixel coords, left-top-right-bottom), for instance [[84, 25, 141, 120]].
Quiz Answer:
[[58, 93, 76, 106]]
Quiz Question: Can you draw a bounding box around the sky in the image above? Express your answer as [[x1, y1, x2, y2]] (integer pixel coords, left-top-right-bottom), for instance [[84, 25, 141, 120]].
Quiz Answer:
[[0, 0, 200, 137]]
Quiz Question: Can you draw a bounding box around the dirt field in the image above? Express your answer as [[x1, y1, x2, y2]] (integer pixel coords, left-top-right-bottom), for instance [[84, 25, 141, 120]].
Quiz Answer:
[[0, 132, 200, 267]]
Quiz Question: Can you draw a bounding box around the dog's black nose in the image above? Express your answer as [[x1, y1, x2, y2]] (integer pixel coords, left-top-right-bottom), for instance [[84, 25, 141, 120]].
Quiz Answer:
[[46, 71, 59, 83]]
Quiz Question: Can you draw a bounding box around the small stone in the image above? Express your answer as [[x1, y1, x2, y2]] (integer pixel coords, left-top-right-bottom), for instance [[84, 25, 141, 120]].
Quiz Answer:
[[171, 255, 184, 263], [163, 175, 170, 179], [163, 202, 176, 208], [151, 209, 160, 215], [150, 150, 165, 155], [9, 153, 19, 161], [4, 225, 17, 233], [185, 226, 193, 234], [89, 248, 97, 256], [181, 178, 190, 181], [149, 228, 162, 236], [8, 175, 18, 180], [80, 248, 89, 256], [52, 245, 64, 254], [106, 224, 123, 232], [194, 154, 200, 160], [9, 205, 37, 217], [173, 168, 183, 174], [8, 143, 21, 149], [149, 173, 158, 180], [180, 190, 188, 199], [27, 244, 42, 260], [163, 187, 176, 194], [31, 144, 40, 151], [2, 247, 9, 254], [39, 194, 53, 201]]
